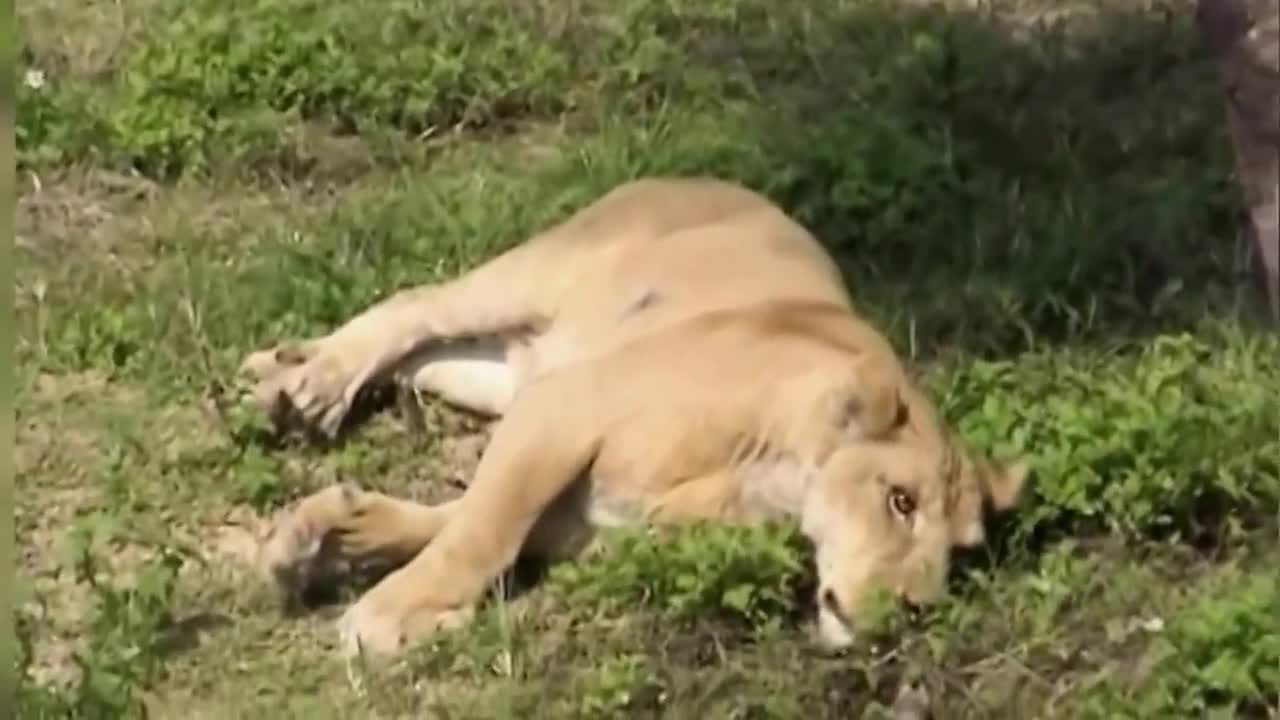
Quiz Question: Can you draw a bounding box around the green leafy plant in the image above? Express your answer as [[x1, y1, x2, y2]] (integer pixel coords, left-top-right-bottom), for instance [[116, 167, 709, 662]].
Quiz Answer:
[[575, 653, 663, 716], [15, 77, 102, 168], [16, 514, 186, 719], [1085, 568, 1280, 718], [934, 331, 1280, 539], [547, 522, 808, 631]]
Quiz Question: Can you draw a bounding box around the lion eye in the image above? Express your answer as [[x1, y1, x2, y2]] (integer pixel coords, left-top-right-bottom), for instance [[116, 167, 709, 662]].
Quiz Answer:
[[889, 488, 916, 517]]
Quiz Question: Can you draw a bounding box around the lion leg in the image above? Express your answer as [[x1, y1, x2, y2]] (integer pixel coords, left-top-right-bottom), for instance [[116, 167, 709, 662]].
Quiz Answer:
[[239, 231, 590, 437], [399, 335, 517, 419], [336, 374, 602, 656], [258, 483, 459, 606]]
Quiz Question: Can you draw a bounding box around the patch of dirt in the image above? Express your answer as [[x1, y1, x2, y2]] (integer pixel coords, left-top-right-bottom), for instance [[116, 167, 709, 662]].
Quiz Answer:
[[16, 371, 116, 477], [15, 369, 241, 691], [14, 169, 153, 255], [12, 166, 411, 319], [15, 373, 118, 687], [14, 168, 281, 264]]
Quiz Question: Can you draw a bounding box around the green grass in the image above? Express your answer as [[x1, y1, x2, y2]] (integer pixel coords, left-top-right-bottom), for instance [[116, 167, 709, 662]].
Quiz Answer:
[[14, 0, 1280, 717]]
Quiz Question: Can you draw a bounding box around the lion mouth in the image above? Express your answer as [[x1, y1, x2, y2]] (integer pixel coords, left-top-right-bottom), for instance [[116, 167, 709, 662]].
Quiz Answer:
[[814, 587, 858, 651], [815, 605, 858, 651]]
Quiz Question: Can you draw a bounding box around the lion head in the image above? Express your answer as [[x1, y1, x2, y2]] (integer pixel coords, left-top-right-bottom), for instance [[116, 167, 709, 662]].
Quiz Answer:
[[799, 437, 1028, 650]]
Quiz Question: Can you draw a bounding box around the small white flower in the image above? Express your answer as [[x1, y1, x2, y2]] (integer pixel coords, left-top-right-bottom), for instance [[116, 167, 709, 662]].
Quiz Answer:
[[24, 68, 46, 90], [1138, 616, 1165, 633]]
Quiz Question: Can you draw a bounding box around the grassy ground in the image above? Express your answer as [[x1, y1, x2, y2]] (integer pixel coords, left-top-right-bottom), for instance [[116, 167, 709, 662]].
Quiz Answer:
[[13, 0, 1280, 717]]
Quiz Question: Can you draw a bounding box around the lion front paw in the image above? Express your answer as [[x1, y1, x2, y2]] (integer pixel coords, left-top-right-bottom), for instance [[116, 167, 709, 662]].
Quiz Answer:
[[240, 339, 357, 438], [337, 598, 407, 657], [337, 591, 475, 659]]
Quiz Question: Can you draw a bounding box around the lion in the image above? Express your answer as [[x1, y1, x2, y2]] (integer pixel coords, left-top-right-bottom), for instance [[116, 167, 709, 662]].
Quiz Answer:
[[240, 177, 1029, 657]]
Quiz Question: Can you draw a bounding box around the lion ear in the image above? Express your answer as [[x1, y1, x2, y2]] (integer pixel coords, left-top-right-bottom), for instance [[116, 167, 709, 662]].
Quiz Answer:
[[821, 376, 905, 443], [983, 457, 1030, 512], [950, 454, 1029, 548], [842, 381, 905, 439], [836, 352, 914, 440]]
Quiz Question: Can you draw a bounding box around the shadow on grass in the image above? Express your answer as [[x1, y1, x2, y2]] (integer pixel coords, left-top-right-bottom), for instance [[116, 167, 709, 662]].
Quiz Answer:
[[645, 0, 1257, 359]]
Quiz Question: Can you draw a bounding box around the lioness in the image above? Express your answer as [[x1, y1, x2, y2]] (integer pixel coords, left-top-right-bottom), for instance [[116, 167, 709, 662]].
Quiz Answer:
[[242, 177, 1028, 656]]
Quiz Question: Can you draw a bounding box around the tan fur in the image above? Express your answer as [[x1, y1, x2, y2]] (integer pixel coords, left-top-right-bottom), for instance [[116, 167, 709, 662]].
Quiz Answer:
[[242, 177, 1029, 656]]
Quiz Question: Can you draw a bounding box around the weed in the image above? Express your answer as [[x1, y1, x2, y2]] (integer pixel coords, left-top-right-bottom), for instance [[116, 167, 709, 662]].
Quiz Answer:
[[934, 330, 1280, 540], [16, 514, 185, 719], [574, 653, 664, 716], [1083, 566, 1280, 718], [547, 523, 808, 632]]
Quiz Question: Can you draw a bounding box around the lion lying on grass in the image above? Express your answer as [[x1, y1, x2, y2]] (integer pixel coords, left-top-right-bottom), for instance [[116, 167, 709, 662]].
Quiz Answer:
[[241, 177, 1028, 656]]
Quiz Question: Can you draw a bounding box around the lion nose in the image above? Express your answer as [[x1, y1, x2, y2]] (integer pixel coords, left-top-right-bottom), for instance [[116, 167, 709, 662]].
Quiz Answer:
[[820, 587, 843, 616]]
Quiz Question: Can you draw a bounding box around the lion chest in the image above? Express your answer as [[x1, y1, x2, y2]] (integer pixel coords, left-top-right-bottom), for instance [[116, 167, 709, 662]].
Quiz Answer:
[[732, 455, 815, 520], [583, 454, 814, 528]]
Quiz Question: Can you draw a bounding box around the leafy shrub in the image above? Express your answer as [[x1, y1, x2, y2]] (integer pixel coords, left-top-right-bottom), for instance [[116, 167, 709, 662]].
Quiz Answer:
[[15, 80, 105, 168], [1090, 568, 1280, 717], [934, 331, 1280, 538], [546, 523, 808, 631], [16, 0, 705, 178], [103, 0, 575, 177]]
